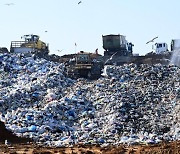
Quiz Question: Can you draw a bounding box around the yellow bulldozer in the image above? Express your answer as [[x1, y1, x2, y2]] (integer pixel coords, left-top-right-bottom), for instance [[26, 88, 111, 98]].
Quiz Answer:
[[10, 34, 49, 55]]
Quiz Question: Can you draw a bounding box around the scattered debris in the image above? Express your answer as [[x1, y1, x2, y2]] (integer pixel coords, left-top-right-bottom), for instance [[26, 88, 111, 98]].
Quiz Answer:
[[0, 53, 179, 147]]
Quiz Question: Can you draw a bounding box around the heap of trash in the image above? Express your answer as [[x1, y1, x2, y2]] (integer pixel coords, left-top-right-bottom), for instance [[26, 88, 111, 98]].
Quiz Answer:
[[0, 53, 179, 147]]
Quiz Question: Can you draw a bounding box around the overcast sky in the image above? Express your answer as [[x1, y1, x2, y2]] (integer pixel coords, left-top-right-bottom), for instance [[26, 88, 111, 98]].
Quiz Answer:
[[1, 0, 180, 56]]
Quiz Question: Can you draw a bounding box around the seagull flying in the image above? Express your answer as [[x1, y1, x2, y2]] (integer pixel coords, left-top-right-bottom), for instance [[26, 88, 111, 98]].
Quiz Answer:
[[78, 1, 82, 5], [5, 3, 14, 6], [57, 49, 63, 52], [146, 36, 158, 44], [104, 52, 117, 64]]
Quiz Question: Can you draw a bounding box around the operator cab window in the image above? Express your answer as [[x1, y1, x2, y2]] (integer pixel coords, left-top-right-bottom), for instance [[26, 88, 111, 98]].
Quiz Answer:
[[157, 44, 162, 48]]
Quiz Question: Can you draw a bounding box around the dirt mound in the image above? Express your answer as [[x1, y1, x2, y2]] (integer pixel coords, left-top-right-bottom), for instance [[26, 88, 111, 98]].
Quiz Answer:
[[0, 141, 179, 154], [0, 121, 31, 143]]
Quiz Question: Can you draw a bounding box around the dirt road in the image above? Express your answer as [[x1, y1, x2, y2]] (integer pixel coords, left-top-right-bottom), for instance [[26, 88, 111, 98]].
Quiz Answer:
[[0, 141, 179, 154]]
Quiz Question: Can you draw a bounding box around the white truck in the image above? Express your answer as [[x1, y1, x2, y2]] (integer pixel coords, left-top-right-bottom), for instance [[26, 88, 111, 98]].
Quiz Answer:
[[153, 39, 180, 54], [152, 42, 168, 54]]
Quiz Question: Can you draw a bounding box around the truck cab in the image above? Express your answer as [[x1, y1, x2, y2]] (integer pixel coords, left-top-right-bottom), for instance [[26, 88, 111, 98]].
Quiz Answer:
[[153, 43, 168, 54], [76, 51, 91, 64], [22, 34, 39, 42], [21, 34, 48, 51]]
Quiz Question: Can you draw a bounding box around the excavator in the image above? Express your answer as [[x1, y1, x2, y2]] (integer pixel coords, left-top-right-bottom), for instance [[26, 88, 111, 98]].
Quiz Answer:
[[10, 34, 49, 55]]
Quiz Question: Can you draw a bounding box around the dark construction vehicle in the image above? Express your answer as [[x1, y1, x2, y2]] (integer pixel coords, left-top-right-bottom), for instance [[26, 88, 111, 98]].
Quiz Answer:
[[103, 34, 133, 56], [102, 34, 172, 66], [102, 34, 134, 65], [66, 51, 103, 79]]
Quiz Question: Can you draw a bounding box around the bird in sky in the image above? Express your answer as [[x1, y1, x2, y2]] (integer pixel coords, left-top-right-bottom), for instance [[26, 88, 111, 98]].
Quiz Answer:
[[5, 3, 14, 6], [45, 31, 48, 33], [146, 36, 158, 44], [78, 1, 82, 5], [57, 49, 63, 52]]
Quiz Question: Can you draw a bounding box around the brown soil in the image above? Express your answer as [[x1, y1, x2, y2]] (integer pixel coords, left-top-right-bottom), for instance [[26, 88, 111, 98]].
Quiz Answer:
[[0, 121, 179, 154]]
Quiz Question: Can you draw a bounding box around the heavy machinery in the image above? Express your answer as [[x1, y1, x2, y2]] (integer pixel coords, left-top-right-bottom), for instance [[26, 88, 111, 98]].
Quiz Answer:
[[102, 34, 134, 65], [150, 39, 180, 54], [152, 43, 169, 54], [10, 34, 49, 55], [103, 34, 133, 56], [66, 51, 103, 79], [147, 38, 180, 59]]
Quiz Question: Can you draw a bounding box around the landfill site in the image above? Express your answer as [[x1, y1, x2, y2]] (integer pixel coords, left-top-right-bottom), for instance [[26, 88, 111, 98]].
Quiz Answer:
[[0, 34, 180, 154]]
